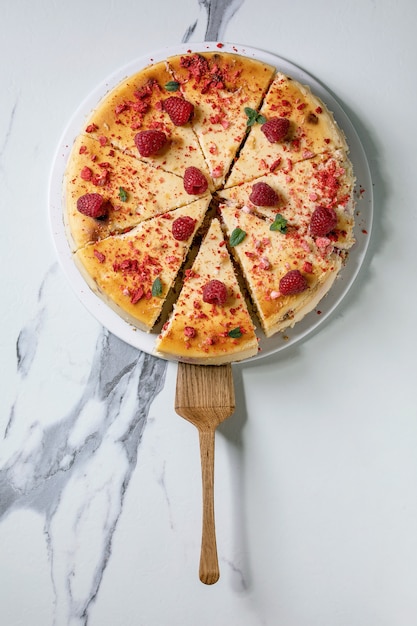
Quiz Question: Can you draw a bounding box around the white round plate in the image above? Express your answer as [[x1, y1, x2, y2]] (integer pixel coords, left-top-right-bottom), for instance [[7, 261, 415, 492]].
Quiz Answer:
[[49, 42, 373, 363]]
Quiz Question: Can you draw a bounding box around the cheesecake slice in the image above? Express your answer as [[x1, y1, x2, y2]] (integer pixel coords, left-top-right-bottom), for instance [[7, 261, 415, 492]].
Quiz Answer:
[[219, 151, 355, 250], [220, 204, 342, 337], [155, 218, 258, 364], [167, 51, 275, 189], [74, 196, 210, 332], [65, 134, 205, 250], [82, 60, 213, 187], [226, 71, 348, 188]]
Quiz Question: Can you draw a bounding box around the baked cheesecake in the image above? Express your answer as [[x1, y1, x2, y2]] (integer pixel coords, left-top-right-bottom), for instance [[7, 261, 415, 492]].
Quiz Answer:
[[155, 218, 258, 364], [81, 60, 213, 186], [63, 49, 355, 363], [220, 204, 342, 337], [74, 197, 210, 331], [167, 51, 275, 189], [218, 150, 355, 250], [65, 134, 200, 250], [226, 71, 348, 188]]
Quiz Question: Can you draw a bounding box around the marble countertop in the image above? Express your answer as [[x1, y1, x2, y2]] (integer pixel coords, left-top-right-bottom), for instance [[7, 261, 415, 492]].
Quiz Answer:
[[1, 1, 417, 624]]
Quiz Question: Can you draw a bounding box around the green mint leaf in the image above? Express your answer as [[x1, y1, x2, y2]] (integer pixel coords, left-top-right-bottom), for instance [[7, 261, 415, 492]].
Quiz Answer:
[[244, 107, 266, 127], [165, 81, 180, 92], [229, 227, 247, 247], [118, 186, 128, 202], [152, 276, 163, 297], [270, 213, 288, 233], [228, 327, 242, 338], [244, 107, 258, 127]]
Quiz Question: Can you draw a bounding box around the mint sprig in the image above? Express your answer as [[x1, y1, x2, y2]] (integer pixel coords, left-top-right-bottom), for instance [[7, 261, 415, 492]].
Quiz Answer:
[[270, 213, 288, 233], [152, 277, 163, 297], [228, 327, 243, 338], [229, 227, 247, 247], [244, 107, 266, 128], [118, 186, 128, 202], [165, 81, 180, 92]]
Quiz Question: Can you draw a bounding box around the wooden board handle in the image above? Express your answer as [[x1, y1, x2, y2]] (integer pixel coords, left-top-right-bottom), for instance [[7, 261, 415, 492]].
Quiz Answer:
[[175, 362, 235, 584], [198, 428, 219, 585]]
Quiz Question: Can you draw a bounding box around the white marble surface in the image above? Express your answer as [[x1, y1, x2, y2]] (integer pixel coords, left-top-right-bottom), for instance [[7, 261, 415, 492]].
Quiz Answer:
[[1, 1, 417, 624]]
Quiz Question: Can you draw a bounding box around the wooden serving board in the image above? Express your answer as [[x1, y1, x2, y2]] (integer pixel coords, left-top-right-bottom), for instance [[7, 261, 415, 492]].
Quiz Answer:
[[175, 362, 235, 585]]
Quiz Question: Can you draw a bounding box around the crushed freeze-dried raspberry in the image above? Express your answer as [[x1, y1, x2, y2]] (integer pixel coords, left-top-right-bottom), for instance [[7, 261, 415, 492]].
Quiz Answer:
[[172, 216, 196, 241], [134, 130, 167, 157], [249, 181, 279, 207], [279, 270, 308, 296], [163, 96, 194, 126], [183, 166, 208, 195], [76, 193, 108, 218], [94, 249, 106, 263], [131, 287, 144, 304], [184, 326, 196, 338], [310, 206, 338, 237], [202, 279, 228, 306], [261, 117, 290, 143], [80, 166, 92, 181]]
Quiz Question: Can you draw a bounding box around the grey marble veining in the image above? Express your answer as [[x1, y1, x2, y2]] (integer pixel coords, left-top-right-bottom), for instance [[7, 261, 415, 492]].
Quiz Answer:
[[0, 1, 243, 623], [1, 263, 167, 624], [183, 0, 244, 42]]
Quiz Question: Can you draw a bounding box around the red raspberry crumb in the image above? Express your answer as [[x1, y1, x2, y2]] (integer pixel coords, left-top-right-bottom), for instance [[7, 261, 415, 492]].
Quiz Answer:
[[131, 287, 144, 304], [279, 270, 308, 296], [202, 279, 228, 306], [261, 117, 290, 143], [163, 96, 194, 126], [76, 193, 108, 218], [183, 166, 208, 195], [249, 181, 279, 207], [172, 216, 196, 241], [184, 326, 196, 338], [310, 206, 338, 237], [80, 166, 92, 180], [93, 249, 106, 263], [134, 130, 167, 157]]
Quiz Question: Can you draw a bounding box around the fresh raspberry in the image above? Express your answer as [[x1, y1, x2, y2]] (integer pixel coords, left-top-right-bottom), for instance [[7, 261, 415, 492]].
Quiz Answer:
[[76, 193, 108, 218], [163, 96, 194, 126], [279, 270, 308, 296], [202, 279, 228, 306], [249, 181, 279, 206], [183, 167, 208, 195], [309, 206, 338, 236], [261, 117, 290, 143], [172, 216, 196, 241], [134, 130, 167, 157]]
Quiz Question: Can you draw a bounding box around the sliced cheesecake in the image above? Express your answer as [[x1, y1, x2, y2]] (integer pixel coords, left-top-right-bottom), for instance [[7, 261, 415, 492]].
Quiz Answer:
[[168, 51, 275, 189], [82, 60, 213, 187], [155, 218, 258, 364], [220, 204, 342, 337], [226, 71, 348, 188], [65, 134, 206, 250], [64, 51, 356, 360], [219, 151, 355, 250], [74, 196, 210, 332]]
